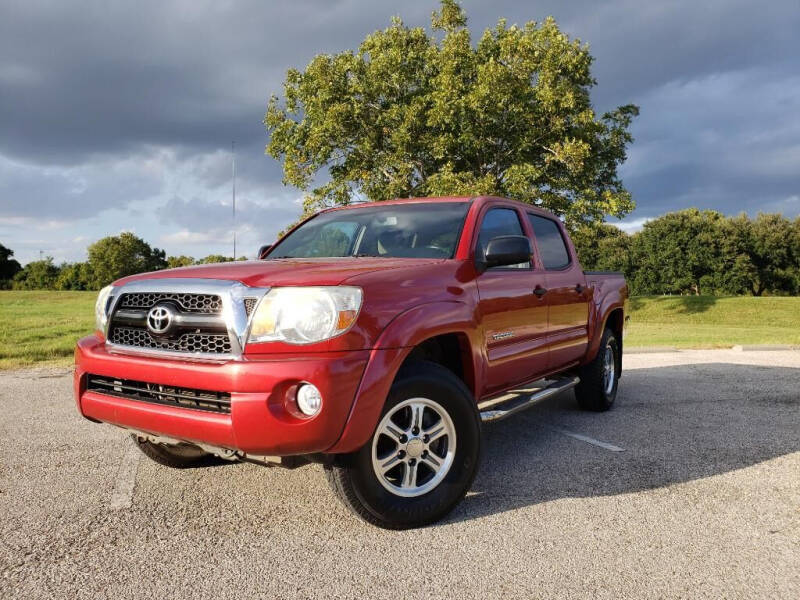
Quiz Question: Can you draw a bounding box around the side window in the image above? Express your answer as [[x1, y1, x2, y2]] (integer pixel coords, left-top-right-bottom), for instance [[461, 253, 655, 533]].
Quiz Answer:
[[528, 214, 571, 270], [477, 208, 529, 270]]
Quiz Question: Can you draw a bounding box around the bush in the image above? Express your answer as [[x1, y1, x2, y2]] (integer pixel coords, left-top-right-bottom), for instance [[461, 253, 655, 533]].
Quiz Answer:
[[12, 258, 60, 290]]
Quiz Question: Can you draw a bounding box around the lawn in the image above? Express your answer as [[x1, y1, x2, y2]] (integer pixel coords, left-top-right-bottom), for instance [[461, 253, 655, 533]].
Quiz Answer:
[[1, 291, 799, 369], [0, 291, 95, 370], [625, 296, 800, 348]]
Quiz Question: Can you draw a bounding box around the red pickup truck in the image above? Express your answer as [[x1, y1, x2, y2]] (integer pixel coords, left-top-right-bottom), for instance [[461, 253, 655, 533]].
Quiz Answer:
[[74, 196, 627, 528]]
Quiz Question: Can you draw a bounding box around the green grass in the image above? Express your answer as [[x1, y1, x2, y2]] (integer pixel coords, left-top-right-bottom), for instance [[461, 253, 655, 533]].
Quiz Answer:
[[626, 296, 800, 348], [1, 291, 799, 370], [0, 291, 95, 370]]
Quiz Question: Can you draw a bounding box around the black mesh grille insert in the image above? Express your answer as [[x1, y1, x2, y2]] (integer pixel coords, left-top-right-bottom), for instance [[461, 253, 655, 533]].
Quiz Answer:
[[244, 297, 258, 316], [87, 374, 231, 414], [118, 292, 222, 313], [109, 327, 231, 354]]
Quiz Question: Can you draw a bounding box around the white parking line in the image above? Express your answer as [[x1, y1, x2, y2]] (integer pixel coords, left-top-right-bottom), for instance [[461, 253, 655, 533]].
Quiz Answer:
[[543, 425, 625, 452], [109, 441, 141, 510]]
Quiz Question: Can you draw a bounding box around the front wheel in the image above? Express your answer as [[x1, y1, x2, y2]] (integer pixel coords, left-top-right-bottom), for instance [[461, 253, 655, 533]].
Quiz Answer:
[[575, 327, 620, 411], [325, 361, 481, 529]]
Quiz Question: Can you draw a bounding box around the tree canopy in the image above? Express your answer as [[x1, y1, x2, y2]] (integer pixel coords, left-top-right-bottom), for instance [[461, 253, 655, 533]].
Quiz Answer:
[[0, 243, 22, 286], [11, 258, 60, 290], [573, 211, 800, 296], [87, 232, 167, 288], [265, 0, 638, 225]]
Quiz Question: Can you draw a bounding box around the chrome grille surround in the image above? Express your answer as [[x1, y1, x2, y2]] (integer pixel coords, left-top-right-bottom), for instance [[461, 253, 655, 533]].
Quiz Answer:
[[102, 279, 269, 361]]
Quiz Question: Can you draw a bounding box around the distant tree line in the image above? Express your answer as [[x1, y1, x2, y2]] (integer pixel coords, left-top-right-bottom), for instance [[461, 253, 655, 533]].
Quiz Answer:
[[0, 233, 246, 291], [1, 210, 798, 295], [572, 210, 800, 296]]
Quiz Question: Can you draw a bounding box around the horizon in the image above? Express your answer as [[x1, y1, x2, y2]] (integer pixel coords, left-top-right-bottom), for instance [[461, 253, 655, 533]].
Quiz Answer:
[[1, 0, 798, 265]]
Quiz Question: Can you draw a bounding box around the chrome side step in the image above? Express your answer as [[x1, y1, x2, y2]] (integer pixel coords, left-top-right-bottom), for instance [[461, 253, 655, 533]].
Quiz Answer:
[[479, 377, 580, 422]]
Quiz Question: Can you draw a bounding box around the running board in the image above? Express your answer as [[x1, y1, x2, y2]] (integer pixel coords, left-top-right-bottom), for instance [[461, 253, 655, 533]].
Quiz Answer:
[[479, 377, 580, 422]]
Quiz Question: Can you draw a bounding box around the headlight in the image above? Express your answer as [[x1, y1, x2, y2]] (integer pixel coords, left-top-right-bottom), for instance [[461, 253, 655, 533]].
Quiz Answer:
[[95, 285, 114, 333], [248, 286, 362, 345]]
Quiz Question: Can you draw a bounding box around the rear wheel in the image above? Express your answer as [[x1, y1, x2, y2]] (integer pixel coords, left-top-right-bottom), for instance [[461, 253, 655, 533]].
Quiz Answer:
[[325, 361, 481, 529], [132, 435, 209, 468], [575, 327, 620, 411]]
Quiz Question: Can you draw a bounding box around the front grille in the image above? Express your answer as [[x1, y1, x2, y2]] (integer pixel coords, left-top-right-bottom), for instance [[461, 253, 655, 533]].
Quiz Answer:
[[87, 374, 231, 414], [108, 290, 233, 355], [118, 292, 222, 314], [109, 327, 232, 354]]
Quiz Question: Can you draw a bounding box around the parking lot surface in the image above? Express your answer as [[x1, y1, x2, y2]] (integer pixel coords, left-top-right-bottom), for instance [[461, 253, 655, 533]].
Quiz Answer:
[[1, 350, 798, 599]]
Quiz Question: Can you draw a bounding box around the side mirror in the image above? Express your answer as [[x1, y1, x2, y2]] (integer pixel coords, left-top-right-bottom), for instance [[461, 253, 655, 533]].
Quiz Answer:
[[481, 235, 531, 270], [258, 244, 273, 260]]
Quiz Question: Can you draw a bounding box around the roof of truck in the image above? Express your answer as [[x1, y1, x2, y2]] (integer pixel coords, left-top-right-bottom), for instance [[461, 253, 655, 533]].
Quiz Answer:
[[323, 195, 551, 213]]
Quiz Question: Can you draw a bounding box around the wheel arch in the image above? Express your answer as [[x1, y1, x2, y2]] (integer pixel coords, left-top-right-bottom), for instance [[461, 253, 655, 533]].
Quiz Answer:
[[584, 302, 626, 367], [327, 302, 482, 454]]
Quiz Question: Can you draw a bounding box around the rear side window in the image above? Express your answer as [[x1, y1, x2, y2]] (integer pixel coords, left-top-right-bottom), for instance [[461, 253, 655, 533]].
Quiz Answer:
[[477, 208, 528, 269], [528, 214, 571, 270]]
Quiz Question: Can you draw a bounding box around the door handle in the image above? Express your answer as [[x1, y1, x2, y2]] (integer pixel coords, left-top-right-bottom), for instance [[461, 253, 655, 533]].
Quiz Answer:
[[533, 287, 548, 297], [575, 284, 585, 294]]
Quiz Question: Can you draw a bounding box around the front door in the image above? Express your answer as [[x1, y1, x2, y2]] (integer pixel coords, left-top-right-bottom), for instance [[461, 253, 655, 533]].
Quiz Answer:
[[475, 207, 549, 396], [527, 213, 590, 369]]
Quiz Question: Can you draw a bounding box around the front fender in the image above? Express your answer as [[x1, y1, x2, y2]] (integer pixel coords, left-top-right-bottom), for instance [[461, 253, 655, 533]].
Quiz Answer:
[[327, 301, 481, 454]]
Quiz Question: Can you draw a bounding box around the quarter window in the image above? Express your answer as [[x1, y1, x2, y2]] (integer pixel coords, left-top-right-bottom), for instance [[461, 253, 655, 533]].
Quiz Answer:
[[477, 208, 529, 269], [528, 215, 571, 270]]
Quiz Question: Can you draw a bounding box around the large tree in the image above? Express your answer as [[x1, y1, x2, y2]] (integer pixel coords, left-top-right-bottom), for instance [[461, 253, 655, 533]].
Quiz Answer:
[[570, 223, 632, 275], [718, 213, 798, 296], [87, 232, 166, 288], [717, 214, 758, 295], [748, 213, 797, 296], [630, 209, 725, 296], [265, 0, 638, 226]]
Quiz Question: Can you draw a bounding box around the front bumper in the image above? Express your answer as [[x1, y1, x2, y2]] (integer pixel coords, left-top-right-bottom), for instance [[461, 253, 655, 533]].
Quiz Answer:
[[74, 335, 369, 456]]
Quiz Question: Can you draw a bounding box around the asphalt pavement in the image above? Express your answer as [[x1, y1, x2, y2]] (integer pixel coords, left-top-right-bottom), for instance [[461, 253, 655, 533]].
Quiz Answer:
[[1, 349, 798, 599]]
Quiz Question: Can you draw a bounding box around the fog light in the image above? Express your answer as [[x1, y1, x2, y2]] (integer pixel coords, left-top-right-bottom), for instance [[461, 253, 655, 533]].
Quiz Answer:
[[296, 383, 322, 416]]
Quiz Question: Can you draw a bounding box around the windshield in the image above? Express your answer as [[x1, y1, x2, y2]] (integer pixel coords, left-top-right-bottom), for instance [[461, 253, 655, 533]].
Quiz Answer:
[[268, 202, 470, 259]]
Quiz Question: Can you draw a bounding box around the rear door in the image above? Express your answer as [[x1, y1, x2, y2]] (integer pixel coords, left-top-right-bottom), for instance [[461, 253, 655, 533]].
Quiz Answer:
[[475, 206, 549, 395], [527, 213, 590, 370]]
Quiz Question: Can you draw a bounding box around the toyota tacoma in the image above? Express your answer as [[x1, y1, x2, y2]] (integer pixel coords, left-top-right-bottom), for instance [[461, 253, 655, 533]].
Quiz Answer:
[[74, 196, 628, 529]]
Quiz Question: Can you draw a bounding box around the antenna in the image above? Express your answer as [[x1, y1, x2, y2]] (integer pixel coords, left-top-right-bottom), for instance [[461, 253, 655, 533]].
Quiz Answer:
[[232, 141, 236, 260]]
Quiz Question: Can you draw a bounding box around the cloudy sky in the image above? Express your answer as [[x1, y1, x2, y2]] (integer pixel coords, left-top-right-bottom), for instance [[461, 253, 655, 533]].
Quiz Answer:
[[1, 0, 798, 264]]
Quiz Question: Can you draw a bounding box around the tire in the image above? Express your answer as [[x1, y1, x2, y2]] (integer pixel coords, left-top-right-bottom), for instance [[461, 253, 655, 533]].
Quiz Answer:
[[575, 327, 620, 411], [132, 435, 209, 469], [325, 360, 481, 529]]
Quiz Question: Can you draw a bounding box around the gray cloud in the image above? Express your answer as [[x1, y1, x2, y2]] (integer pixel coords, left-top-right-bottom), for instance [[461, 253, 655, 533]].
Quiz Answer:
[[0, 150, 166, 219]]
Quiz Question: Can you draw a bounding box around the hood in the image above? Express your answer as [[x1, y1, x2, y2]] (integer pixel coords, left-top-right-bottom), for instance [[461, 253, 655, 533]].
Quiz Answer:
[[114, 257, 444, 288]]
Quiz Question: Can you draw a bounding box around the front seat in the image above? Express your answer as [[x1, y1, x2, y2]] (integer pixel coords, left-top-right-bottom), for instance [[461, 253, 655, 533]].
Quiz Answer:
[[377, 229, 412, 256]]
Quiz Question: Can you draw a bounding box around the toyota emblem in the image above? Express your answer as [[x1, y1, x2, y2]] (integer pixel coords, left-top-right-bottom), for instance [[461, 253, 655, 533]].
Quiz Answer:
[[146, 304, 173, 335]]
